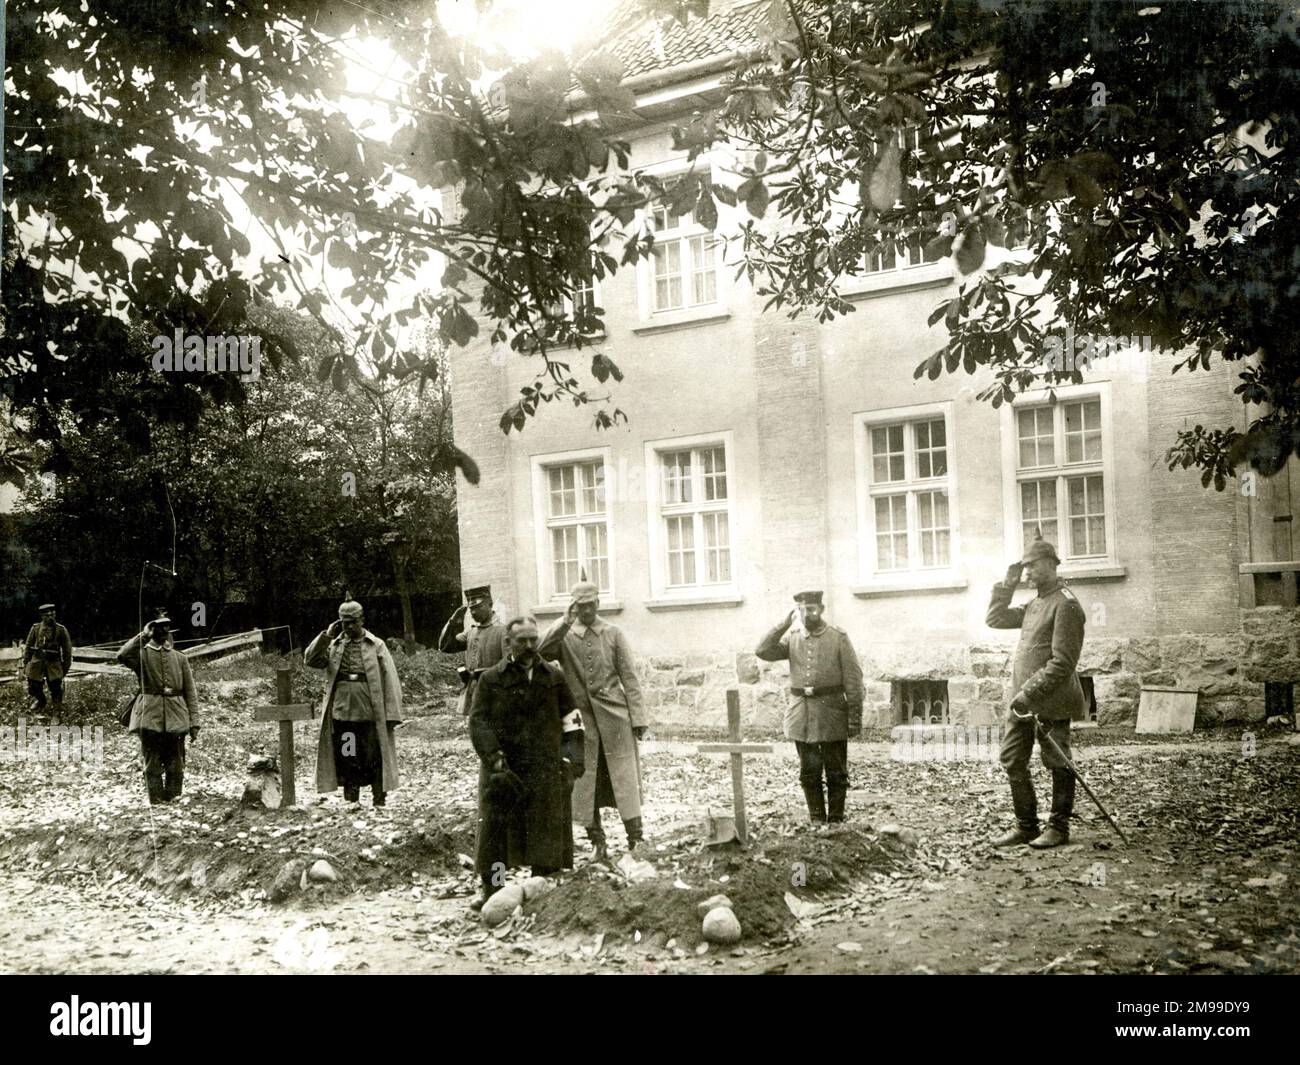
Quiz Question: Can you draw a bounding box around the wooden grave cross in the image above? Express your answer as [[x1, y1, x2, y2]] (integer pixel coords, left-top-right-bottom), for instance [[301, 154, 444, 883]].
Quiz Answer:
[[694, 688, 774, 844], [252, 668, 314, 807]]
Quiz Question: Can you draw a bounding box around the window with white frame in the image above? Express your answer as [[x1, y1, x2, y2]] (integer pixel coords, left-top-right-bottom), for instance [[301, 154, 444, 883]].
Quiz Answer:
[[542, 459, 610, 594], [1014, 397, 1108, 560], [541, 257, 602, 336], [864, 414, 954, 573], [649, 203, 719, 313], [656, 443, 732, 588], [863, 127, 945, 275]]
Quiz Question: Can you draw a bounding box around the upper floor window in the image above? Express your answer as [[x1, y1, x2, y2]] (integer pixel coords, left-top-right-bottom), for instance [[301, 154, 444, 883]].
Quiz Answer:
[[658, 443, 731, 587], [1015, 397, 1107, 559], [643, 432, 739, 602], [542, 258, 602, 338], [865, 415, 953, 572], [863, 128, 944, 276], [533, 453, 612, 601], [649, 203, 719, 313]]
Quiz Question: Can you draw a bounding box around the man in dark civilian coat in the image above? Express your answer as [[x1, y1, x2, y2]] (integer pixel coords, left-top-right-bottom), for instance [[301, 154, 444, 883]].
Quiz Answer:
[[469, 616, 584, 911]]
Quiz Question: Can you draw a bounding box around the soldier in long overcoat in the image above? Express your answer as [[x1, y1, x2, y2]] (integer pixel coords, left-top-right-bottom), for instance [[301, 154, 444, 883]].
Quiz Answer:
[[756, 590, 865, 823], [986, 538, 1087, 848], [469, 616, 583, 910], [23, 603, 73, 717], [539, 582, 648, 858], [306, 598, 402, 806]]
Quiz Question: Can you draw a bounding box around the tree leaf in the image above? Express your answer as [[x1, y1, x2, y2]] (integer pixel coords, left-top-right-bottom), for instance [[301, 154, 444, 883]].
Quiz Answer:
[[867, 137, 902, 212], [954, 228, 986, 275]]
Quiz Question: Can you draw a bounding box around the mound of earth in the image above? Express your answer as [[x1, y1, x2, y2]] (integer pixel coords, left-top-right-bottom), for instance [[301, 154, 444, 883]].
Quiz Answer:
[[0, 792, 476, 905], [529, 816, 917, 947]]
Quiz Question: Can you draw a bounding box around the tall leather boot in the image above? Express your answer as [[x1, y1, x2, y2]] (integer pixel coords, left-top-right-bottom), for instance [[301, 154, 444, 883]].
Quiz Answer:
[[992, 772, 1039, 846], [587, 819, 608, 862], [1030, 770, 1075, 848], [827, 784, 848, 824], [623, 816, 644, 851], [163, 769, 184, 802], [802, 784, 828, 823], [145, 771, 166, 806]]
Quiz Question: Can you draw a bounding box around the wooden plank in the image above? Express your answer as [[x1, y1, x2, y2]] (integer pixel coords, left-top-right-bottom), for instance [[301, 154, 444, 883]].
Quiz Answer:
[[69, 662, 133, 676], [252, 703, 313, 722], [697, 743, 775, 754], [73, 647, 123, 663], [72, 629, 262, 664], [184, 630, 262, 661]]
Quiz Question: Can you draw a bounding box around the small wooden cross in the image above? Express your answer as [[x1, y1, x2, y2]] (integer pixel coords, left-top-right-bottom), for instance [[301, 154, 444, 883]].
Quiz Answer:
[[695, 688, 773, 844], [252, 668, 314, 807]]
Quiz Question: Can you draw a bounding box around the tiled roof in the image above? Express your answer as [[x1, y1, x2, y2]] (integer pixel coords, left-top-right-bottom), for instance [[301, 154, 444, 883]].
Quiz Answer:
[[579, 0, 770, 83]]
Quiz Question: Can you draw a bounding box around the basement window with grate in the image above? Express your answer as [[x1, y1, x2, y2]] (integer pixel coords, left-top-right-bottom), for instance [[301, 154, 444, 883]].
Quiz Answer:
[[893, 680, 949, 725]]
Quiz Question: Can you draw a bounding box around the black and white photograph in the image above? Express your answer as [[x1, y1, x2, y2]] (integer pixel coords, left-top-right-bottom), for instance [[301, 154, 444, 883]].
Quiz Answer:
[[0, 0, 1295, 1024]]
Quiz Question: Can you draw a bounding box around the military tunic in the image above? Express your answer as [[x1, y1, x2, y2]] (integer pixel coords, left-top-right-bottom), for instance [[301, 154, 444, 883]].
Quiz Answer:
[[438, 613, 507, 716], [23, 621, 72, 681], [985, 578, 1087, 721], [755, 622, 865, 742], [116, 635, 199, 803]]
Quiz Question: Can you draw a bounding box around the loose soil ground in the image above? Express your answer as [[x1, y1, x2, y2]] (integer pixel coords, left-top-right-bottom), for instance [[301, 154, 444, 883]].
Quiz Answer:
[[0, 658, 1296, 974]]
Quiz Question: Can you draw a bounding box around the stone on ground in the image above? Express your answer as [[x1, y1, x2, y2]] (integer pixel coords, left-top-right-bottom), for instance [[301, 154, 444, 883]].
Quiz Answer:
[[696, 893, 734, 919], [481, 883, 524, 927], [522, 876, 554, 901], [269, 859, 308, 902], [702, 906, 742, 945], [308, 859, 338, 883]]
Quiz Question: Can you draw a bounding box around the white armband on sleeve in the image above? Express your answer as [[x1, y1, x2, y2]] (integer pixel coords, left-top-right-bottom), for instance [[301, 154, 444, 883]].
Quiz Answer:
[[561, 709, 583, 733]]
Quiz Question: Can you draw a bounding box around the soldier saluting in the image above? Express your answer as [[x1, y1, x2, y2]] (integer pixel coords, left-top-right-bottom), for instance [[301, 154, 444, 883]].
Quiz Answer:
[[437, 585, 506, 716], [756, 591, 864, 824], [986, 538, 1087, 849]]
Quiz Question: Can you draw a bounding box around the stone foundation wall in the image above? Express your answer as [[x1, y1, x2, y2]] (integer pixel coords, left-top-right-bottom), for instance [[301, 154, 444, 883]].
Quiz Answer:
[[638, 614, 1287, 731]]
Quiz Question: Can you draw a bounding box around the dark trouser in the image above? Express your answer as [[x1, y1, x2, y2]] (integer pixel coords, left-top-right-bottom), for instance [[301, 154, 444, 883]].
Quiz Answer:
[[140, 729, 186, 804], [796, 740, 850, 822], [333, 721, 384, 801], [999, 716, 1074, 833], [27, 677, 64, 709]]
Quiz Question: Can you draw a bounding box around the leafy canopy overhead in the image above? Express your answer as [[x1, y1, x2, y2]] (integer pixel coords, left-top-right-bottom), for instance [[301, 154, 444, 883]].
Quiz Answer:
[[651, 0, 1300, 488], [7, 0, 1300, 489], [2, 0, 668, 464]]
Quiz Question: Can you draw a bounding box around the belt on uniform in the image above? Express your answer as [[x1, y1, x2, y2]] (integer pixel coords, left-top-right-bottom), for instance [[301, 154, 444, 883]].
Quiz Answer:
[[339, 673, 365, 682], [145, 686, 180, 696], [791, 685, 845, 698]]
